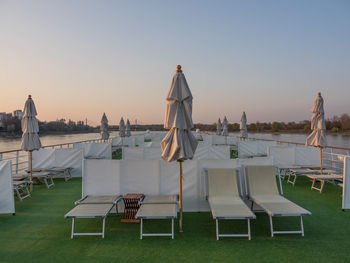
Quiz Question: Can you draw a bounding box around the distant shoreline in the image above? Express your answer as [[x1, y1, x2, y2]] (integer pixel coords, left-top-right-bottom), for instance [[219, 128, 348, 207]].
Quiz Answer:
[[1, 129, 350, 139]]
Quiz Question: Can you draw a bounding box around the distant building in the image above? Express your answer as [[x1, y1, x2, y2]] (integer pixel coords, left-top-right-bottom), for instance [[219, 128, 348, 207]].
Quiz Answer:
[[13, 110, 23, 120], [0, 112, 6, 128]]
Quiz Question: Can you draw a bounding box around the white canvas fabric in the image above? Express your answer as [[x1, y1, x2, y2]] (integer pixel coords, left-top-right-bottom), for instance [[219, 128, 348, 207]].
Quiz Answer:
[[240, 111, 248, 139], [238, 141, 259, 158], [111, 137, 122, 147], [268, 146, 296, 166], [82, 157, 274, 211], [222, 116, 228, 136], [21, 95, 42, 151], [100, 113, 109, 140], [161, 67, 198, 161], [126, 119, 131, 137], [0, 160, 15, 214], [134, 135, 145, 146], [119, 117, 125, 137], [122, 137, 135, 147], [257, 141, 277, 155], [212, 135, 226, 145], [216, 118, 222, 135], [73, 142, 112, 159], [32, 148, 84, 177], [306, 93, 327, 147], [268, 145, 320, 167], [342, 156, 350, 209]]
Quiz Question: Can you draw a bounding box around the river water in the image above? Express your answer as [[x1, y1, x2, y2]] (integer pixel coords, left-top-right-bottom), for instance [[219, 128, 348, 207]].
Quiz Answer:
[[1, 131, 350, 153]]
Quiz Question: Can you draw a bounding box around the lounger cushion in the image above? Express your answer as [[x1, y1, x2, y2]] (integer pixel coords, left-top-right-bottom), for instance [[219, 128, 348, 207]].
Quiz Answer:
[[209, 197, 255, 219], [65, 204, 113, 218], [136, 204, 177, 219], [142, 195, 177, 204], [251, 195, 311, 216], [78, 195, 121, 204]]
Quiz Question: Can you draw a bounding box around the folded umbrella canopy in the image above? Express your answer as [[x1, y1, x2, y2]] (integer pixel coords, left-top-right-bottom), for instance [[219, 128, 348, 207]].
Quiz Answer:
[[100, 113, 109, 141], [240, 111, 248, 139], [21, 95, 42, 191], [216, 118, 222, 135], [222, 116, 228, 136], [161, 65, 198, 232], [126, 119, 131, 137], [119, 117, 125, 137], [306, 92, 327, 174]]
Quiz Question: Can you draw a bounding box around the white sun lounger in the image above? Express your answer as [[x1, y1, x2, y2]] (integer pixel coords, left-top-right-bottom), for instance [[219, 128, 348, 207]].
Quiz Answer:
[[65, 195, 122, 239], [207, 169, 256, 240], [306, 174, 343, 193], [65, 204, 115, 239], [136, 203, 177, 239], [244, 165, 311, 237], [288, 167, 336, 186], [13, 180, 33, 201]]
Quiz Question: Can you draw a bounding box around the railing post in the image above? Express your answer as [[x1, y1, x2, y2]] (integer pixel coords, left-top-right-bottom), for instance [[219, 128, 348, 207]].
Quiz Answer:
[[0, 153, 2, 161]]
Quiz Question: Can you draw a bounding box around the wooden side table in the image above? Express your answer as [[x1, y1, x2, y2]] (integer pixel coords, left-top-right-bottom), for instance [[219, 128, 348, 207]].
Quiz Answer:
[[121, 193, 144, 223]]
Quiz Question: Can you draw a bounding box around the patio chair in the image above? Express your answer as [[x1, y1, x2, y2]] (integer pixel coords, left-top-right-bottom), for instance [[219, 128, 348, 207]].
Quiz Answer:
[[206, 169, 256, 240], [244, 165, 311, 237]]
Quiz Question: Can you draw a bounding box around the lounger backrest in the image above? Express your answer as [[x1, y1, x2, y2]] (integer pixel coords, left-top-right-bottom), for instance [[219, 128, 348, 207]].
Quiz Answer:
[[245, 165, 279, 196], [207, 169, 239, 198]]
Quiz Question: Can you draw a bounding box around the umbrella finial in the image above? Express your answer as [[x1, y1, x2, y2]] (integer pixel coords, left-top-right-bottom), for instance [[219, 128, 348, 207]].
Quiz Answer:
[[318, 92, 321, 97], [176, 65, 182, 73], [28, 95, 32, 99]]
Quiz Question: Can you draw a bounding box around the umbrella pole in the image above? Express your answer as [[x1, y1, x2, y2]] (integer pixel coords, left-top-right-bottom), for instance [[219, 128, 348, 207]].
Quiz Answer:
[[30, 151, 33, 192], [320, 147, 323, 175], [178, 160, 183, 232]]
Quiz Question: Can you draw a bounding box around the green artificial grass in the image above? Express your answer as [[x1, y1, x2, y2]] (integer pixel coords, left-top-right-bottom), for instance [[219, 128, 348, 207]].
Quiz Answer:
[[1, 177, 350, 263]]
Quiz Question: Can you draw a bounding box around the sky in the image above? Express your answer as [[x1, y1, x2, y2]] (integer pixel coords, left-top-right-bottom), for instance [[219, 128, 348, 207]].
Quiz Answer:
[[1, 0, 349, 126]]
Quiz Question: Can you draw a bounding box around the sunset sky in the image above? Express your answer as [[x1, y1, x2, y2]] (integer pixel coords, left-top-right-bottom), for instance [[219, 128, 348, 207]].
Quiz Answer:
[[1, 0, 349, 126]]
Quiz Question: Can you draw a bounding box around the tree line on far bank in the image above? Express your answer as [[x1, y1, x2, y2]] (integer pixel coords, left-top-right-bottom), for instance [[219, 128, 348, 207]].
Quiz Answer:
[[1, 114, 350, 136]]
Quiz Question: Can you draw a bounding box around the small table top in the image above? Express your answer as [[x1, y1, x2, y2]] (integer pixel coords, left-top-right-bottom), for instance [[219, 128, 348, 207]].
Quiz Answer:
[[123, 193, 144, 200]]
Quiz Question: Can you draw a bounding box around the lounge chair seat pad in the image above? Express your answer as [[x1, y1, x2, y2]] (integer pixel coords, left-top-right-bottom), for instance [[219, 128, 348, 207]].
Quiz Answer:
[[65, 204, 113, 218], [251, 195, 311, 216], [136, 204, 177, 219], [209, 197, 256, 219]]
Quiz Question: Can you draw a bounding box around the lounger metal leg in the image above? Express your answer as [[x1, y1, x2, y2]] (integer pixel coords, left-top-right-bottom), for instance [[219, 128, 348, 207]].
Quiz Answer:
[[102, 218, 106, 239], [269, 215, 274, 237], [216, 219, 219, 240], [14, 186, 22, 201], [71, 218, 75, 239], [311, 179, 325, 193], [171, 219, 174, 240], [248, 219, 251, 240], [300, 216, 304, 237], [140, 218, 143, 240]]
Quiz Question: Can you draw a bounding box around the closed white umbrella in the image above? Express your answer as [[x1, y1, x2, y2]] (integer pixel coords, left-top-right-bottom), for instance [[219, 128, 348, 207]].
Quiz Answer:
[[100, 113, 109, 141], [216, 118, 222, 135], [119, 117, 125, 137], [240, 111, 248, 139], [306, 92, 327, 174], [21, 95, 42, 191], [222, 116, 228, 136], [161, 65, 198, 232], [126, 119, 131, 137]]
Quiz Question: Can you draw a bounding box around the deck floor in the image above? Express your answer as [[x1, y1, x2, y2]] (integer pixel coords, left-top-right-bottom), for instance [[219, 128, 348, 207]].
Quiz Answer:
[[0, 177, 349, 263]]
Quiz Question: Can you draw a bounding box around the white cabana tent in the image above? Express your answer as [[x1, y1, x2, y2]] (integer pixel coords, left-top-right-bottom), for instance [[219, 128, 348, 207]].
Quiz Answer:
[[161, 65, 198, 231], [0, 160, 15, 215]]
